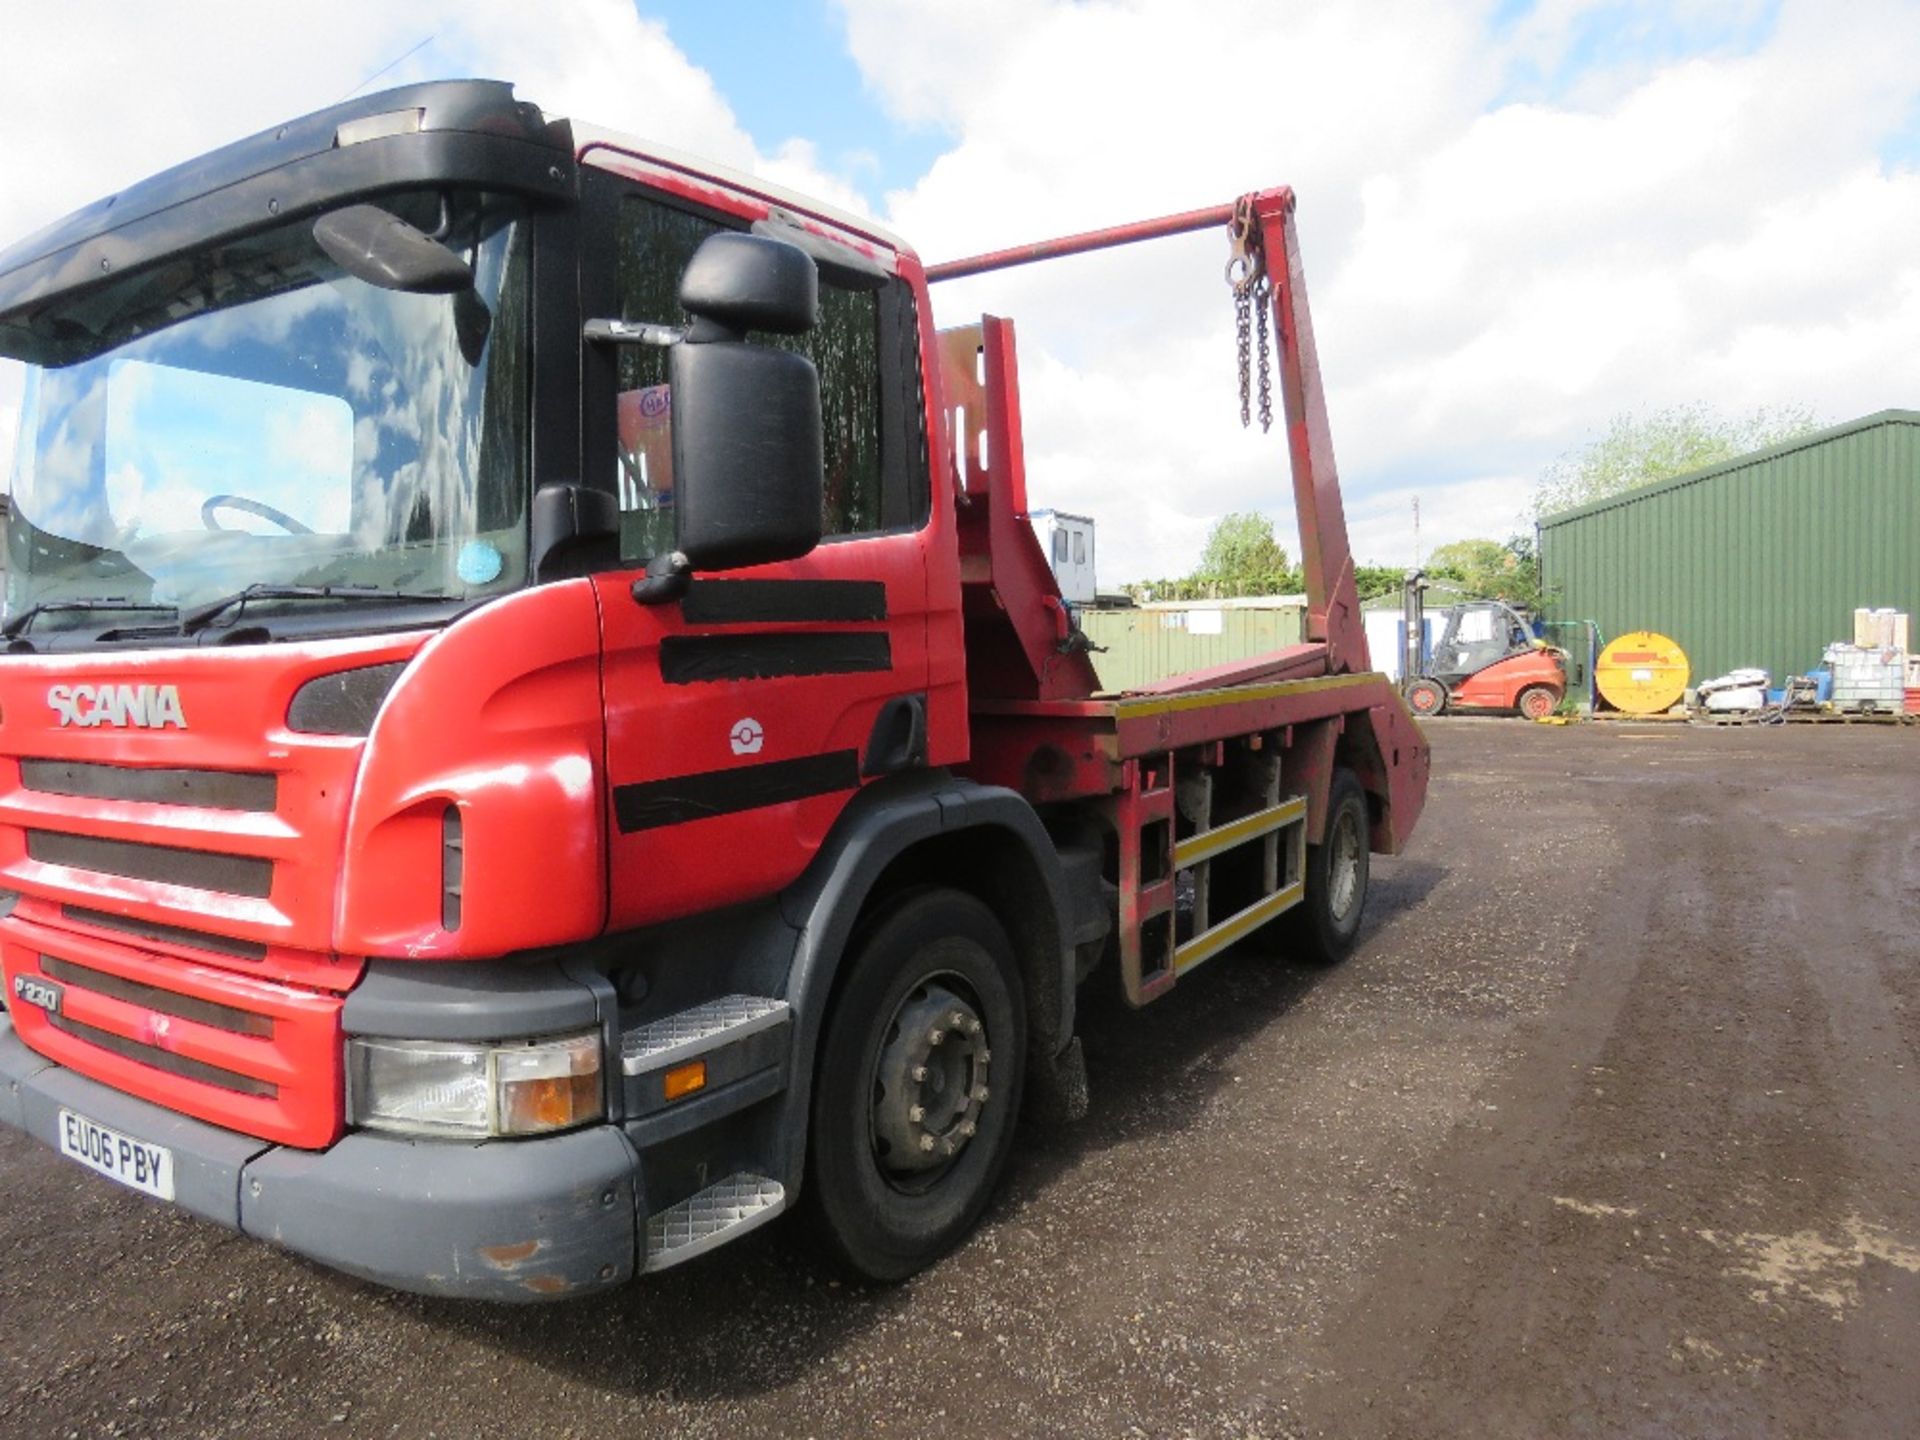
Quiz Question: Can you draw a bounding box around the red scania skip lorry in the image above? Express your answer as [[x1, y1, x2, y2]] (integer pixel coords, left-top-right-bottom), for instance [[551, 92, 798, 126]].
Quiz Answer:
[[0, 82, 1427, 1300]]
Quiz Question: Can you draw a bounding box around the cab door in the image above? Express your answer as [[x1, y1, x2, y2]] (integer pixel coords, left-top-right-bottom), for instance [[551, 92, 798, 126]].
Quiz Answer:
[[581, 164, 935, 932]]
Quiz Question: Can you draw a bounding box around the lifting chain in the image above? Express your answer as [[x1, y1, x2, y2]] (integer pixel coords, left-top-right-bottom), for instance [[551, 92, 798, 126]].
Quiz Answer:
[[1226, 197, 1273, 432]]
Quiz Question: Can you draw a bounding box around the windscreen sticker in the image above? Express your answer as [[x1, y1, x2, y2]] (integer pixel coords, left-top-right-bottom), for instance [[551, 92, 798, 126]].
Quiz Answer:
[[457, 540, 504, 586]]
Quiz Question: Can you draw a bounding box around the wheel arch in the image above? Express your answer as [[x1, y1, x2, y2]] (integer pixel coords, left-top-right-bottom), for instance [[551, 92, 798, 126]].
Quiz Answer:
[[771, 774, 1075, 1194]]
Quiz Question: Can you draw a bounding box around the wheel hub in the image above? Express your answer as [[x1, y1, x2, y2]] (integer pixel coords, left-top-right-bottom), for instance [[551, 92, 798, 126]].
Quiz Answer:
[[872, 981, 991, 1176], [1329, 809, 1362, 921]]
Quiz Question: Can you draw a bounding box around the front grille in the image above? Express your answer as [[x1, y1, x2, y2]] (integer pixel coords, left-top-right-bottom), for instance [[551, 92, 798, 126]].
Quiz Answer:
[[41, 955, 272, 1036], [45, 1011, 277, 1097], [27, 829, 273, 898], [1, 918, 344, 1145], [61, 905, 269, 962], [19, 759, 277, 812]]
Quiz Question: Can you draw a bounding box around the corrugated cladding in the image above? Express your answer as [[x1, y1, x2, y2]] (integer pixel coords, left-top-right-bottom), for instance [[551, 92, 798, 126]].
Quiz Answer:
[[1080, 601, 1305, 692], [1539, 410, 1920, 685]]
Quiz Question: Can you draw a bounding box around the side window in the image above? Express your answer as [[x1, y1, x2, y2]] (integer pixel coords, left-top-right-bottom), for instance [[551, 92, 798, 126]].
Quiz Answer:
[[611, 198, 718, 563], [1053, 530, 1069, 565], [1072, 532, 1086, 565], [610, 191, 928, 564]]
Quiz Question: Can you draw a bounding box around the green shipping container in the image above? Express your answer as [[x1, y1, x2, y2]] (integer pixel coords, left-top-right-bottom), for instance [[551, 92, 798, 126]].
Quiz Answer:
[[1080, 600, 1305, 693], [1539, 410, 1920, 686]]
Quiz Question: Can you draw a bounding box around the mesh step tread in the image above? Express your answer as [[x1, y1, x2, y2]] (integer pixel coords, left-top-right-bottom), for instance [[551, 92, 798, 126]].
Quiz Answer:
[[644, 1172, 786, 1272], [620, 994, 789, 1074]]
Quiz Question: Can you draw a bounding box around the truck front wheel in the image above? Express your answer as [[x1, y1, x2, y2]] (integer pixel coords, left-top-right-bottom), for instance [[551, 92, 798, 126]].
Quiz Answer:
[[805, 888, 1027, 1281], [1283, 768, 1371, 966]]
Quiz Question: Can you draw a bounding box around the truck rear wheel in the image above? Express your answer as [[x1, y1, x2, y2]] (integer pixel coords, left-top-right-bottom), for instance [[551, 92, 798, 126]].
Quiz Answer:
[[805, 888, 1027, 1281], [1283, 768, 1370, 966]]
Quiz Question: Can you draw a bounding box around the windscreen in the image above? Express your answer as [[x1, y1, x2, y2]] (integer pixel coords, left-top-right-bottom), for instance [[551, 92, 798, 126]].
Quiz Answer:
[[3, 190, 530, 636]]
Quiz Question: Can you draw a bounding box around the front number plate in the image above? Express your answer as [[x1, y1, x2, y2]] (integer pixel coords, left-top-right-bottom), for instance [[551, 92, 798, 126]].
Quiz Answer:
[[57, 1108, 175, 1201]]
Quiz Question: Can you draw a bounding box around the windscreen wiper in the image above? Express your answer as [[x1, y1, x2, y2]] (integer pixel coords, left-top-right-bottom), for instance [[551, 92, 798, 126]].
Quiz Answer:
[[2, 598, 178, 638], [178, 584, 457, 635]]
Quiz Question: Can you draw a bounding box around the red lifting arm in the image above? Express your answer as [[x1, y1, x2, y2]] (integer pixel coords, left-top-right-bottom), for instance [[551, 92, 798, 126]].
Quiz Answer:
[[927, 189, 1370, 678]]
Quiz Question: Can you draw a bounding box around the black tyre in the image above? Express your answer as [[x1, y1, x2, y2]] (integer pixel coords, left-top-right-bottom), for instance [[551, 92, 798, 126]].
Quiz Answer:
[[1283, 768, 1371, 966], [805, 888, 1026, 1281], [1405, 677, 1447, 716]]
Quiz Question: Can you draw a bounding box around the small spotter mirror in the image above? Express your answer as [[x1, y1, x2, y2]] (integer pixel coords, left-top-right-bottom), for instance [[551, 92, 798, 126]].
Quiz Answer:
[[313, 204, 474, 294]]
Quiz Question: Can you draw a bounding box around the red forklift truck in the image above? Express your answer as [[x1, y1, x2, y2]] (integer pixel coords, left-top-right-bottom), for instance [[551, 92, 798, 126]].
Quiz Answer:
[[0, 81, 1428, 1300], [1400, 571, 1566, 720]]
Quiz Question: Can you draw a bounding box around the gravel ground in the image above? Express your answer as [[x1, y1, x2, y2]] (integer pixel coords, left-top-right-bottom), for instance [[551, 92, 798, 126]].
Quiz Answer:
[[1, 718, 1916, 1438]]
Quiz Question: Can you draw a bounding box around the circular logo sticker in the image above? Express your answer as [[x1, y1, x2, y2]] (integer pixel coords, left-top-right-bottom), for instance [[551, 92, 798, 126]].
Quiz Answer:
[[456, 540, 504, 586], [729, 717, 764, 756]]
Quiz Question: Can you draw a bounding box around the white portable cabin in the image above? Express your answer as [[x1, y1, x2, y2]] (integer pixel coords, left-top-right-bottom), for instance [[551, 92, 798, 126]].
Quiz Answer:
[[1361, 608, 1434, 683], [1029, 509, 1096, 605]]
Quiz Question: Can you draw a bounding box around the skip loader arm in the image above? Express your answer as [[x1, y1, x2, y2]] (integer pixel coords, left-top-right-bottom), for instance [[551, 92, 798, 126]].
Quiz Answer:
[[925, 187, 1369, 677]]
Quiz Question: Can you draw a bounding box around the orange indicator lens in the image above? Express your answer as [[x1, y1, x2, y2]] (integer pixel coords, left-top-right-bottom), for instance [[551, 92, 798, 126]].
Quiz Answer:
[[663, 1059, 707, 1101]]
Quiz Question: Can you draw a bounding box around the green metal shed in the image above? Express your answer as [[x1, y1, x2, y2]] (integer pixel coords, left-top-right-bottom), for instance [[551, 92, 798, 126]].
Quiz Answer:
[[1539, 410, 1920, 686]]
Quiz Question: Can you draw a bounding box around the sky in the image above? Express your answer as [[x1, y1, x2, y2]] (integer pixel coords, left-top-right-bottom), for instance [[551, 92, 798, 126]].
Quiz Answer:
[[0, 0, 1915, 583]]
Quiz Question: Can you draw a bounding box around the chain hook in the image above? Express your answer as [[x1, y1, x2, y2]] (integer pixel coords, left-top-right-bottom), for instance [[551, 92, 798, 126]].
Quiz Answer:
[[1226, 195, 1273, 432]]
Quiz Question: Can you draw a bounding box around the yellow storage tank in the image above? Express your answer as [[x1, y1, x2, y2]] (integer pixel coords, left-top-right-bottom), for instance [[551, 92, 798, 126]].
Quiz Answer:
[[1595, 631, 1689, 714]]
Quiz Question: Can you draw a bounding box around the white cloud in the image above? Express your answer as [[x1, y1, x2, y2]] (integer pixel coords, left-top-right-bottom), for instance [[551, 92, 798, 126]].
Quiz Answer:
[[0, 1, 874, 491], [5, 0, 1918, 593], [845, 0, 1920, 578]]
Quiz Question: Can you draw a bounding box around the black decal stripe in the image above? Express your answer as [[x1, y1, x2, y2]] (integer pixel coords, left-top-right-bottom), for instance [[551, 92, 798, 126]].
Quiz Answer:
[[615, 750, 861, 833], [680, 579, 888, 625], [660, 632, 892, 685]]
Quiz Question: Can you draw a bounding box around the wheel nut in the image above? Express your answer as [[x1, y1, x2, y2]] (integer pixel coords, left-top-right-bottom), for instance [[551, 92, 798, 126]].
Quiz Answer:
[[908, 1105, 925, 1122], [919, 1135, 937, 1152], [950, 1010, 966, 1027], [974, 1086, 990, 1102], [961, 1121, 977, 1138], [967, 1018, 983, 1034], [928, 1029, 945, 1045], [978, 1049, 991, 1063], [912, 1065, 929, 1081]]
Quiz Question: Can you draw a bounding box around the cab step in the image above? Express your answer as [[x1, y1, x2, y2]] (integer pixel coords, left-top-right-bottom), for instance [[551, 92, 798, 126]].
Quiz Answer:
[[621, 995, 789, 1075], [643, 1172, 787, 1272]]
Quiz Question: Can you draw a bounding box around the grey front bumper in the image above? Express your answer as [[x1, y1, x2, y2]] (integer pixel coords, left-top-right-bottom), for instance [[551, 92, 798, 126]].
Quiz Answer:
[[0, 1014, 640, 1302]]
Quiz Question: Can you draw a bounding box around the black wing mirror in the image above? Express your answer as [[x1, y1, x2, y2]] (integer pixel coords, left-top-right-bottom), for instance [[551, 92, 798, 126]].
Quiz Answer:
[[633, 233, 826, 603]]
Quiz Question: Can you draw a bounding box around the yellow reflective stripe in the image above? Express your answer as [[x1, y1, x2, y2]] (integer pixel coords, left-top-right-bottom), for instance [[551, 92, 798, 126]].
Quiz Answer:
[[1112, 670, 1380, 721], [1174, 880, 1306, 974], [1173, 795, 1306, 868]]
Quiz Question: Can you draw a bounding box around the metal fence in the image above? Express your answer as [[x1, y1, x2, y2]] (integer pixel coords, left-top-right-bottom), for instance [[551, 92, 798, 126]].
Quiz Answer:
[[1080, 601, 1306, 692]]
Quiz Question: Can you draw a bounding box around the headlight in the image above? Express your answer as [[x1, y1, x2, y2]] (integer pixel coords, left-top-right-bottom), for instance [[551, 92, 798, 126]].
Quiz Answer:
[[347, 1031, 604, 1138]]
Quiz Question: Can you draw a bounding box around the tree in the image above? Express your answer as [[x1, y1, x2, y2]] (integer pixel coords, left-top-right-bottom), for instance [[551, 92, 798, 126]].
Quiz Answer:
[[1425, 538, 1510, 578], [1354, 565, 1410, 603], [1422, 536, 1543, 610], [1534, 403, 1820, 518], [1196, 512, 1290, 583], [1121, 513, 1299, 602]]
